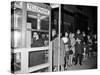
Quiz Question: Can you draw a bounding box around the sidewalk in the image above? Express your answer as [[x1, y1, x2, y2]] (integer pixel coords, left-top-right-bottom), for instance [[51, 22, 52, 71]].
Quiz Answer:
[[67, 56, 97, 70]]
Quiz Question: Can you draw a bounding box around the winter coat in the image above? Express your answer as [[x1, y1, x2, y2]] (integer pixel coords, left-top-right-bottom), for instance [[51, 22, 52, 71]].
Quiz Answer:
[[75, 42, 84, 55], [52, 37, 66, 66]]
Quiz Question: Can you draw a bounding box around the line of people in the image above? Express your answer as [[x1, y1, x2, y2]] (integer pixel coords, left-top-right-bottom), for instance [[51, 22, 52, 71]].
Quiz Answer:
[[52, 29, 97, 71]]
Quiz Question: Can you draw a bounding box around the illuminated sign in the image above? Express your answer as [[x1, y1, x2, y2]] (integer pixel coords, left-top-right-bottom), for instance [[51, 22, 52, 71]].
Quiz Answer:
[[27, 3, 50, 15]]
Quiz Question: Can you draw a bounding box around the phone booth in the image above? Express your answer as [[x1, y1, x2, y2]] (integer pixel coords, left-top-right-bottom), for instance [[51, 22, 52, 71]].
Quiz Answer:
[[11, 1, 52, 73]]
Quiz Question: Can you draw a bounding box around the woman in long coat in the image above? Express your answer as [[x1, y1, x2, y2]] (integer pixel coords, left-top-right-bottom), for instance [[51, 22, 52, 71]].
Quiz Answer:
[[52, 36, 66, 71], [68, 33, 76, 66]]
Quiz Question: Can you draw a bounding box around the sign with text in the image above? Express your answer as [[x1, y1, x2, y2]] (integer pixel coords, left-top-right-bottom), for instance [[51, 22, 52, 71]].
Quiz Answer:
[[27, 3, 50, 15]]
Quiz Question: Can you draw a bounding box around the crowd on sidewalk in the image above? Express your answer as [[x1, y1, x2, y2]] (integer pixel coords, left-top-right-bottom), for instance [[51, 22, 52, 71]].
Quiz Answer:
[[52, 29, 97, 71]]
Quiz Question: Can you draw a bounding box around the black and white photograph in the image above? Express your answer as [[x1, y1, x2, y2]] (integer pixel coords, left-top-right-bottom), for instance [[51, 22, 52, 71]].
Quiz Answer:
[[11, 1, 97, 74]]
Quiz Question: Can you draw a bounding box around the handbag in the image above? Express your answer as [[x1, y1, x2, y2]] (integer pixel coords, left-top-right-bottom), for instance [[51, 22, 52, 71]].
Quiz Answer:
[[72, 56, 75, 64], [69, 50, 73, 55]]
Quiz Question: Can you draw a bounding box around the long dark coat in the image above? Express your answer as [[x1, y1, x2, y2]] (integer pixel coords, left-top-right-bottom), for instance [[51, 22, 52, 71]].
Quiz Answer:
[[75, 42, 84, 55]]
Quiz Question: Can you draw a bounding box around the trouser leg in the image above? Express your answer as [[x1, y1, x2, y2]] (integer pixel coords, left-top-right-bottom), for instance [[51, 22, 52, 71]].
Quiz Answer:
[[61, 65, 64, 71], [70, 54, 73, 65], [68, 55, 71, 66], [53, 66, 58, 72], [79, 54, 83, 65], [65, 54, 69, 69], [74, 54, 78, 65]]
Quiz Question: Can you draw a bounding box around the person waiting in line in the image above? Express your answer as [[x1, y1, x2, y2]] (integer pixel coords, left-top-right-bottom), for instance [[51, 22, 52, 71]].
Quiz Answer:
[[82, 42, 88, 62], [92, 34, 97, 56], [87, 35, 92, 57], [75, 29, 83, 41], [51, 29, 66, 71], [74, 38, 84, 66], [62, 32, 69, 70], [41, 34, 49, 46], [68, 32, 76, 67], [44, 34, 49, 46], [82, 31, 87, 43], [31, 32, 44, 47]]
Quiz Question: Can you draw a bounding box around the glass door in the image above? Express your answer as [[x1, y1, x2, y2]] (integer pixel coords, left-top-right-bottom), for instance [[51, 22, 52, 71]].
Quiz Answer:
[[27, 9, 50, 73]]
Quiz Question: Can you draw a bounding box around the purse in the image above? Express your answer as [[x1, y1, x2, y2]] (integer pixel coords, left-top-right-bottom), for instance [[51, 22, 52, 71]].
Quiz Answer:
[[69, 50, 73, 55]]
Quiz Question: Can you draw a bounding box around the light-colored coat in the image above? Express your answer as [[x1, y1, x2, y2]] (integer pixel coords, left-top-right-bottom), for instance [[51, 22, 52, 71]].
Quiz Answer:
[[70, 38, 76, 54], [52, 37, 66, 66]]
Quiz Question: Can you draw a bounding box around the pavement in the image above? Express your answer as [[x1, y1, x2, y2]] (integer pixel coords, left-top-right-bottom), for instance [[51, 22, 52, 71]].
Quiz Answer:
[[67, 55, 97, 71]]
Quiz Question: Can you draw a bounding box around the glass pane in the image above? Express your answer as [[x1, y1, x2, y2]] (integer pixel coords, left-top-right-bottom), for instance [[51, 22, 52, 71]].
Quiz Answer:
[[27, 11, 37, 29], [31, 31, 49, 47], [27, 17, 37, 29], [28, 50, 48, 67], [11, 52, 21, 72], [11, 8, 22, 29], [41, 17, 49, 30], [11, 30, 22, 49]]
